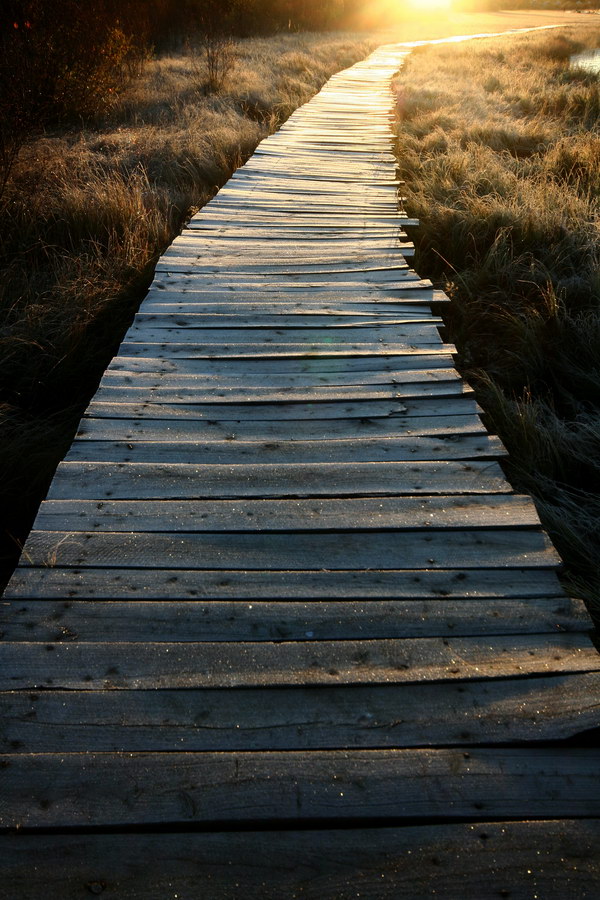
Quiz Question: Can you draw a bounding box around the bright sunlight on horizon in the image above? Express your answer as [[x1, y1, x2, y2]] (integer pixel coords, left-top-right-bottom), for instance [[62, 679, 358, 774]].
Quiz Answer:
[[406, 0, 453, 13]]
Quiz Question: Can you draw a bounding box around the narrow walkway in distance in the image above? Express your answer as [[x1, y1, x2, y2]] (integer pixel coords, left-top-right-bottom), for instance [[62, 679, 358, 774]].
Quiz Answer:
[[2, 44, 600, 898]]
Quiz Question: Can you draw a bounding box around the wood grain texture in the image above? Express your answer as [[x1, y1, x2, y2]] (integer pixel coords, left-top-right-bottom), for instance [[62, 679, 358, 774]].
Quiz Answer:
[[3, 748, 600, 828], [122, 324, 440, 344], [63, 433, 504, 463], [105, 351, 455, 375], [83, 396, 481, 422], [2, 672, 597, 752], [44, 460, 512, 501], [19, 528, 557, 570], [2, 633, 596, 691], [116, 340, 451, 360], [3, 566, 566, 601], [90, 380, 472, 405], [74, 413, 488, 442], [32, 494, 536, 533], [138, 297, 448, 314], [101, 364, 459, 383], [132, 313, 443, 328], [2, 822, 598, 900], [1, 596, 587, 642]]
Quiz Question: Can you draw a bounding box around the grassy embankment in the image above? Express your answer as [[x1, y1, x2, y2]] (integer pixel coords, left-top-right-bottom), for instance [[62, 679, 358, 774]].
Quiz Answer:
[[393, 27, 600, 613], [0, 32, 379, 588]]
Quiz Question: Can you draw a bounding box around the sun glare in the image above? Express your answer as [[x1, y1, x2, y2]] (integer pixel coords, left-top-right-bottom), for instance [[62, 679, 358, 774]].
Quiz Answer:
[[406, 0, 453, 13]]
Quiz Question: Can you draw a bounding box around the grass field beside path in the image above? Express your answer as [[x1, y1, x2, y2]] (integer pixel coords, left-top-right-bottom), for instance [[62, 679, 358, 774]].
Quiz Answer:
[[393, 24, 600, 615]]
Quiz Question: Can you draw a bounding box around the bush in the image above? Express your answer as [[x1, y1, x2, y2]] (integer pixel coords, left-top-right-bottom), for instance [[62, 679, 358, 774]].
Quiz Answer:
[[1, 2, 150, 121]]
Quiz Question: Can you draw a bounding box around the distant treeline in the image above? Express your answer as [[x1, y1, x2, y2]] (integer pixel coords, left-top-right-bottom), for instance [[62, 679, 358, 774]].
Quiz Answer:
[[0, 2, 363, 131], [2, 0, 598, 131], [1, 2, 372, 127]]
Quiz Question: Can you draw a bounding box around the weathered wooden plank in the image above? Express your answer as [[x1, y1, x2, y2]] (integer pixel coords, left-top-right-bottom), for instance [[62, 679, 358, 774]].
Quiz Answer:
[[84, 396, 478, 421], [236, 167, 399, 183], [45, 460, 511, 501], [106, 351, 456, 376], [221, 144, 394, 155], [138, 303, 447, 319], [184, 202, 405, 216], [0, 596, 587, 643], [140, 295, 446, 312], [2, 671, 598, 753], [252, 144, 396, 156], [186, 219, 412, 232], [196, 210, 407, 225], [100, 365, 461, 387], [188, 217, 419, 230], [237, 145, 402, 156], [1, 634, 598, 693], [2, 822, 598, 900], [168, 244, 420, 260], [168, 238, 407, 253], [3, 748, 600, 827], [152, 237, 408, 254], [22, 528, 555, 571], [185, 210, 400, 225], [3, 566, 565, 601], [187, 217, 420, 231], [74, 414, 489, 442], [177, 214, 414, 232], [255, 133, 393, 144], [132, 313, 439, 328], [229, 174, 398, 187], [230, 174, 400, 188], [157, 249, 413, 267], [142, 295, 444, 311], [253, 147, 396, 161], [152, 270, 416, 286], [33, 494, 534, 534], [91, 381, 472, 405], [117, 341, 454, 359], [226, 172, 399, 188], [145, 285, 427, 302], [244, 121, 394, 130], [122, 324, 441, 344], [230, 159, 398, 170], [124, 321, 441, 343], [162, 250, 412, 266], [210, 180, 398, 192], [64, 433, 504, 464], [217, 174, 397, 186], [149, 279, 434, 295]]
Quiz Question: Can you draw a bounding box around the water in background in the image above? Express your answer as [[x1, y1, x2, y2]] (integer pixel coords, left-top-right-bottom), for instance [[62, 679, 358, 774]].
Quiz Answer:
[[570, 49, 600, 74]]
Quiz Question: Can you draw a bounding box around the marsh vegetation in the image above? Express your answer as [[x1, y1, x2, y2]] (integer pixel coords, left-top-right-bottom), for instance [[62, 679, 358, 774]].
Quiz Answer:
[[393, 27, 600, 612]]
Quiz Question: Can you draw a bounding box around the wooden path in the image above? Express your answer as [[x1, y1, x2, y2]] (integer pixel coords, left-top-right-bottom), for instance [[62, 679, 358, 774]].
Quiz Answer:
[[2, 44, 600, 898]]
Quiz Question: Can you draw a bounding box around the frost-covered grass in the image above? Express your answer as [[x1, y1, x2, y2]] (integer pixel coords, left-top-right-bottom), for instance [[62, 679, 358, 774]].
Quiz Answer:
[[393, 26, 600, 612]]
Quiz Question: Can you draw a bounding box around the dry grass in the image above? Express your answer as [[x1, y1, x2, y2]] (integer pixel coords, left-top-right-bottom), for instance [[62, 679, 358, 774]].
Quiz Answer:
[[0, 31, 378, 587], [393, 26, 600, 613]]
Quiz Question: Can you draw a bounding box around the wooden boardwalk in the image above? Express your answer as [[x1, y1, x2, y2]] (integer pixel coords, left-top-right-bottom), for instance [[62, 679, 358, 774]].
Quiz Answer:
[[2, 44, 600, 898]]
